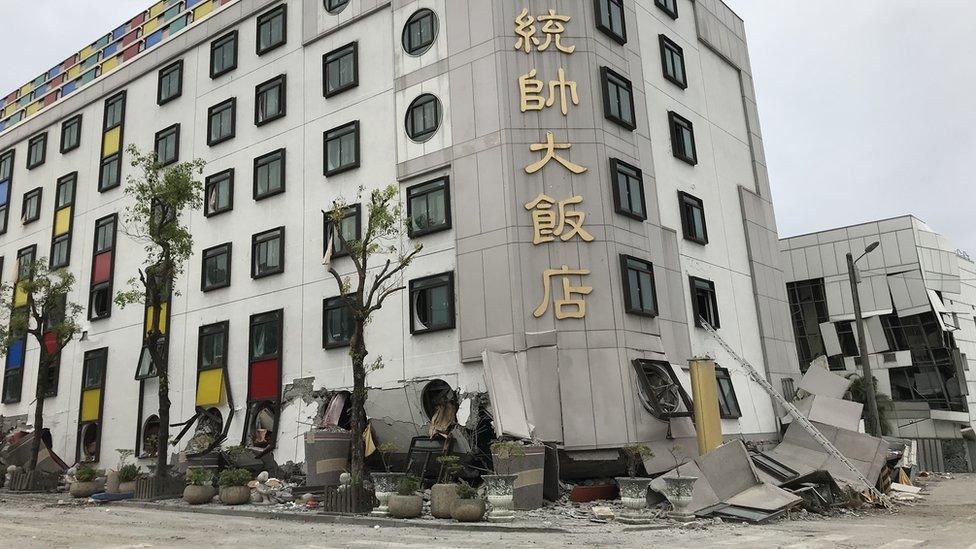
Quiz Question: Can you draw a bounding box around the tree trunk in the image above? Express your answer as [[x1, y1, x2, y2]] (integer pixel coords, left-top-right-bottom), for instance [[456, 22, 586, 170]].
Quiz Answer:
[[27, 350, 49, 472], [156, 369, 170, 479], [348, 321, 369, 509]]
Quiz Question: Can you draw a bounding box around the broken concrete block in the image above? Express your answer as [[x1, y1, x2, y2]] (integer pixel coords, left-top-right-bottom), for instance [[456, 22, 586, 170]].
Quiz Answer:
[[793, 395, 863, 432], [591, 506, 615, 520], [798, 363, 852, 399]]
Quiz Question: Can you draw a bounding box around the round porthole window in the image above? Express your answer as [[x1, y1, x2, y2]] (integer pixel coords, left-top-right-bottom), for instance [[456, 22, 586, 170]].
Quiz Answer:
[[325, 0, 349, 15], [405, 94, 441, 143], [402, 9, 438, 56]]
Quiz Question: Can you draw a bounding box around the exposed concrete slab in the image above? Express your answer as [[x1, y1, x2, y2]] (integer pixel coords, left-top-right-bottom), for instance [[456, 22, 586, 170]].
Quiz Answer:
[[793, 395, 863, 432], [798, 364, 852, 399]]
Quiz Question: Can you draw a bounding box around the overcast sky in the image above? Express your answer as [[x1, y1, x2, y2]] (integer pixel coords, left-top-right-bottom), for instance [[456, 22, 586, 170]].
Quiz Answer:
[[1, 0, 974, 252]]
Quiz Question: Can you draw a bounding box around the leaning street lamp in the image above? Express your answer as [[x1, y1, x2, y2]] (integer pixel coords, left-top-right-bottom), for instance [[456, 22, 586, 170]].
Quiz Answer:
[[846, 240, 883, 437]]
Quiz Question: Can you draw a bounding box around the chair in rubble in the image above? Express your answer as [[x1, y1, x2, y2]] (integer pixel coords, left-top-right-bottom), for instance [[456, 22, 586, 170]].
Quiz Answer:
[[404, 436, 455, 486]]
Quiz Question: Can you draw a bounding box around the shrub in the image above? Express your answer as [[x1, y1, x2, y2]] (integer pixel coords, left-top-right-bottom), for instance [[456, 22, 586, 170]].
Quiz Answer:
[[490, 441, 526, 460], [621, 443, 653, 478], [436, 454, 461, 484], [397, 475, 421, 496], [218, 468, 252, 488], [185, 468, 214, 486], [378, 442, 398, 473], [118, 463, 142, 483], [74, 465, 98, 483], [455, 480, 478, 500]]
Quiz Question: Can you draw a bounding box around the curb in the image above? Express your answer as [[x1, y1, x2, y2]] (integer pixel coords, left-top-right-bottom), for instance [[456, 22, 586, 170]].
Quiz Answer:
[[118, 500, 571, 534]]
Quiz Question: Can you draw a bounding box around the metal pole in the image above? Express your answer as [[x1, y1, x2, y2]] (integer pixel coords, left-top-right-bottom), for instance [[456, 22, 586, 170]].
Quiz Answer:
[[847, 252, 883, 437]]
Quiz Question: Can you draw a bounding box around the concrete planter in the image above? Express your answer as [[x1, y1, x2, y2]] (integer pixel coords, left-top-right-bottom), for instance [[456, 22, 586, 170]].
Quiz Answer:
[[118, 481, 137, 493], [615, 477, 654, 524], [664, 475, 698, 522], [370, 472, 404, 517], [69, 479, 104, 499], [429, 483, 458, 519], [491, 444, 545, 510], [304, 429, 351, 488], [387, 494, 423, 519], [183, 485, 216, 505], [483, 474, 517, 523], [451, 498, 486, 522], [219, 485, 251, 505]]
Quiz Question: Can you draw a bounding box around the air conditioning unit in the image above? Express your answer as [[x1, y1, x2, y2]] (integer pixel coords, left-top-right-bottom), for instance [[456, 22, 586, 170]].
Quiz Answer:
[[883, 352, 897, 363]]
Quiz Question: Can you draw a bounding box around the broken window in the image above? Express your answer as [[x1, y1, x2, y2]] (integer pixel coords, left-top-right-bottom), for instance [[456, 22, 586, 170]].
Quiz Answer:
[[786, 278, 830, 372], [631, 359, 693, 420], [323, 204, 360, 258], [421, 379, 458, 437], [715, 367, 742, 419], [141, 415, 160, 458], [245, 311, 282, 450], [77, 348, 107, 462], [689, 276, 719, 328], [883, 311, 965, 411], [410, 272, 455, 334]]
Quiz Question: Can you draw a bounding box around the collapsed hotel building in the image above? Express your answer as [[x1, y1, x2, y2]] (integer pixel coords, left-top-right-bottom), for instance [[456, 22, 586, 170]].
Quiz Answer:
[[0, 0, 801, 477]]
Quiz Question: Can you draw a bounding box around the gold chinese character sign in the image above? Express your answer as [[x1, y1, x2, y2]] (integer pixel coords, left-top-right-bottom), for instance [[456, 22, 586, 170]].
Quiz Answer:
[[534, 266, 593, 319], [524, 194, 594, 245], [515, 8, 576, 54], [525, 131, 587, 175]]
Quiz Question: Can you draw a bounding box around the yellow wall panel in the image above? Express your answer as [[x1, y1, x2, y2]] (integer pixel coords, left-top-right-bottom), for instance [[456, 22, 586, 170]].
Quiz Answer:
[[25, 102, 40, 116], [690, 359, 722, 455], [196, 369, 224, 407], [145, 302, 169, 335], [54, 207, 72, 236], [101, 56, 119, 74], [19, 83, 32, 97], [80, 45, 95, 59], [14, 281, 28, 308], [149, 1, 166, 17], [194, 1, 214, 20], [4, 104, 19, 118], [143, 17, 161, 34], [103, 127, 121, 157], [68, 65, 82, 79], [81, 388, 102, 422]]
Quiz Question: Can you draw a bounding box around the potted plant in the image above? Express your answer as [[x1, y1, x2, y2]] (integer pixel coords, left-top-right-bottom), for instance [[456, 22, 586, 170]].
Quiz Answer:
[[218, 468, 253, 505], [430, 454, 461, 519], [663, 444, 698, 522], [490, 439, 545, 510], [484, 442, 523, 524], [370, 442, 403, 517], [183, 467, 216, 505], [69, 464, 104, 498], [451, 480, 485, 522], [615, 443, 654, 524], [387, 475, 423, 519]]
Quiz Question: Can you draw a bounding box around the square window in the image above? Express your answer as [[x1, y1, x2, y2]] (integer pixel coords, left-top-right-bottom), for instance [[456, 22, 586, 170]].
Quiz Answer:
[[199, 322, 229, 371], [17, 246, 36, 280], [60, 115, 82, 153], [89, 282, 112, 320], [690, 276, 719, 328], [679, 191, 707, 244], [43, 354, 61, 398], [324, 121, 360, 176], [655, 0, 678, 19], [252, 227, 285, 278], [204, 169, 234, 216], [82, 349, 107, 389], [620, 255, 657, 316], [668, 111, 697, 165], [56, 173, 76, 209], [202, 243, 232, 291], [409, 272, 455, 334], [99, 154, 121, 192], [157, 60, 183, 105], [208, 98, 236, 146], [211, 31, 238, 78], [600, 67, 636, 130], [0, 150, 13, 180], [51, 235, 70, 269], [594, 0, 626, 44], [21, 188, 42, 224], [610, 159, 646, 220], [715, 367, 742, 419], [323, 42, 358, 97], [659, 34, 687, 88], [253, 149, 285, 199], [324, 204, 360, 258], [249, 310, 281, 361], [104, 92, 126, 130], [255, 75, 286, 126], [323, 296, 354, 348], [154, 124, 180, 166], [94, 215, 116, 254], [27, 133, 47, 169], [407, 177, 451, 237], [257, 4, 287, 55]]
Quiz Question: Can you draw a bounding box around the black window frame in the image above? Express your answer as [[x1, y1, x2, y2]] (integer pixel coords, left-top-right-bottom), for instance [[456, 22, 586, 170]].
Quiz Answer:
[[610, 158, 646, 221], [207, 98, 237, 146], [402, 9, 438, 56], [27, 133, 48, 170], [659, 34, 687, 89], [323, 204, 361, 259], [255, 74, 287, 126], [632, 359, 694, 420], [323, 41, 359, 98], [655, 0, 679, 19], [60, 114, 82, 154], [322, 296, 354, 349], [678, 191, 708, 245], [325, 0, 349, 14], [715, 366, 742, 419], [251, 227, 285, 279], [89, 214, 117, 321], [409, 272, 456, 334], [204, 169, 234, 217], [593, 0, 627, 45], [21, 187, 42, 225], [50, 172, 77, 269], [198, 321, 230, 372], [620, 254, 658, 317], [689, 276, 719, 329], [210, 30, 239, 79], [201, 242, 232, 292], [668, 111, 698, 165], [256, 4, 287, 56], [600, 67, 636, 131], [157, 59, 184, 105], [154, 123, 180, 167], [405, 94, 441, 143], [406, 177, 451, 237], [323, 121, 361, 176], [99, 92, 126, 193], [253, 148, 286, 200], [0, 149, 12, 236]]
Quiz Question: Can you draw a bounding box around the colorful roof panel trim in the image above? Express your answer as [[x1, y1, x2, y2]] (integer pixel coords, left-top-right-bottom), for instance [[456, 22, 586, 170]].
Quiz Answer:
[[0, 0, 239, 136]]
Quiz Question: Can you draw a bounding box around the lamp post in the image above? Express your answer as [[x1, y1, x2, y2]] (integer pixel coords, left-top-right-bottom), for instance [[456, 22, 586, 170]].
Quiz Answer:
[[846, 241, 882, 437]]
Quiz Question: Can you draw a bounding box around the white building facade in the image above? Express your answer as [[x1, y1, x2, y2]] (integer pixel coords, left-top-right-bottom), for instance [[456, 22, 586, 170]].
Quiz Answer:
[[0, 0, 799, 472]]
